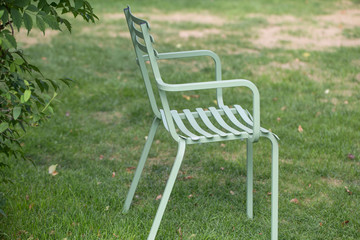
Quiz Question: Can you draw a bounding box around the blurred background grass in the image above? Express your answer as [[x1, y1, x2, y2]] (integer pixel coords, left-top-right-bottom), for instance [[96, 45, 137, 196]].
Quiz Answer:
[[1, 0, 360, 239]]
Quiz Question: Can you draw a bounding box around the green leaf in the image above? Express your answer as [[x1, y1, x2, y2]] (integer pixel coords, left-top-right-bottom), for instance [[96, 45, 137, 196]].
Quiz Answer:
[[13, 106, 22, 120], [14, 58, 25, 65], [24, 90, 31, 102], [42, 15, 60, 30], [4, 33, 17, 48], [10, 8, 23, 31], [47, 78, 59, 91], [10, 63, 16, 72], [14, 0, 30, 8], [36, 15, 46, 34], [26, 4, 39, 12], [0, 122, 9, 134], [0, 10, 4, 19], [62, 19, 72, 32], [23, 12, 33, 34], [74, 0, 84, 10], [1, 8, 9, 23], [46, 0, 61, 4]]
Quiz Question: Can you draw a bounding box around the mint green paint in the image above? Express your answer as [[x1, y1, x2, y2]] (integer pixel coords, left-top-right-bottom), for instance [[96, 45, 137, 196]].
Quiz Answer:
[[123, 6, 279, 240]]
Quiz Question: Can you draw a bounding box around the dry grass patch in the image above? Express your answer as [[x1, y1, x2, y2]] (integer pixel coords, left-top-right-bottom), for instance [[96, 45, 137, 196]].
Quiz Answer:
[[178, 28, 222, 39], [16, 29, 59, 48], [103, 11, 227, 26], [321, 177, 344, 187], [91, 111, 123, 124], [251, 8, 360, 50]]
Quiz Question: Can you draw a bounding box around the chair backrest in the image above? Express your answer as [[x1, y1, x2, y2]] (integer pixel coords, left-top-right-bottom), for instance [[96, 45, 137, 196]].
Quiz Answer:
[[124, 6, 162, 118]]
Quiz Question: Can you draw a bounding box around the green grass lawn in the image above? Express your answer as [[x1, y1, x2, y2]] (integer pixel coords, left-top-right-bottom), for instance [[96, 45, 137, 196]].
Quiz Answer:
[[1, 0, 360, 239]]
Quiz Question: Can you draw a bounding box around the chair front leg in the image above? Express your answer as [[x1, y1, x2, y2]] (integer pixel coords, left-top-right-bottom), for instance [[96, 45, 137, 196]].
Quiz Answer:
[[148, 140, 186, 240], [123, 117, 161, 213], [270, 135, 279, 240], [246, 139, 254, 219]]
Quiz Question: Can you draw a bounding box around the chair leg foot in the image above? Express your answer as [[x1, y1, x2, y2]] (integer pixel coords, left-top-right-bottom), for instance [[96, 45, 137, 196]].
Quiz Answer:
[[246, 139, 253, 219], [270, 136, 279, 240], [123, 118, 160, 213], [147, 140, 186, 240]]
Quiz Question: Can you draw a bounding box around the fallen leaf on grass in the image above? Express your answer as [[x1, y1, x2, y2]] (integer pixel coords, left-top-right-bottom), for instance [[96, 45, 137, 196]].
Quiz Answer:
[[99, 155, 104, 160], [267, 192, 272, 196], [188, 194, 193, 198], [347, 154, 355, 160], [290, 198, 299, 204], [298, 125, 303, 133], [183, 176, 193, 180], [344, 186, 352, 195], [342, 220, 349, 226], [178, 227, 183, 239], [303, 52, 310, 58], [29, 203, 34, 209], [230, 191, 235, 195], [182, 95, 191, 100], [319, 222, 323, 226], [105, 206, 109, 211], [156, 194, 162, 200], [281, 106, 287, 111], [48, 164, 58, 176], [126, 167, 136, 173]]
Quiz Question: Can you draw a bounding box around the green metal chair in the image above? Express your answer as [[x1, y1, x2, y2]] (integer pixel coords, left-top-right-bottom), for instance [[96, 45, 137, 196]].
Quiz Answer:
[[122, 6, 279, 240]]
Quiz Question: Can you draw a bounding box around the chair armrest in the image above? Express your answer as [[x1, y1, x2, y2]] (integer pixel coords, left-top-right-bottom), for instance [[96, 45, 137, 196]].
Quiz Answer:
[[158, 79, 260, 142], [144, 50, 225, 106], [143, 50, 220, 62]]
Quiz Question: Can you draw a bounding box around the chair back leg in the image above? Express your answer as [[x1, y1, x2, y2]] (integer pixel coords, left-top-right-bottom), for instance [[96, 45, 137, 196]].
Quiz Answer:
[[270, 135, 279, 240], [123, 118, 161, 213]]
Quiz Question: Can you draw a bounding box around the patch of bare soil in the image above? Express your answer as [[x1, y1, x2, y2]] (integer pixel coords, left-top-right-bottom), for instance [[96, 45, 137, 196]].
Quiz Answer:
[[16, 29, 59, 48], [178, 28, 221, 39], [91, 111, 122, 124], [104, 11, 226, 26], [252, 9, 360, 50], [81, 25, 130, 39]]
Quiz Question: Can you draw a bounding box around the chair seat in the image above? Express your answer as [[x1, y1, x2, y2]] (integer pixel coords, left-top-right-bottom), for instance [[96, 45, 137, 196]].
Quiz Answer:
[[160, 104, 271, 143]]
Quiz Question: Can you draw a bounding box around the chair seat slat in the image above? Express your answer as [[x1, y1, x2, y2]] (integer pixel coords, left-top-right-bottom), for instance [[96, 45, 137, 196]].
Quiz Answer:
[[196, 108, 228, 137], [183, 109, 214, 138], [234, 105, 270, 133], [222, 105, 253, 133], [171, 110, 200, 141], [209, 107, 242, 135], [160, 110, 169, 131]]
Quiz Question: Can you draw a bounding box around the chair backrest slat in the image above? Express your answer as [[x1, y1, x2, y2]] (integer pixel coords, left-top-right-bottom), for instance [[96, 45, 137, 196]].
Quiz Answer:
[[124, 6, 161, 118]]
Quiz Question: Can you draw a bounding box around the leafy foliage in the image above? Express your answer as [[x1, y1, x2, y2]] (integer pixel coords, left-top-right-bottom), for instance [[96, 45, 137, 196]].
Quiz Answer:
[[0, 0, 97, 213]]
